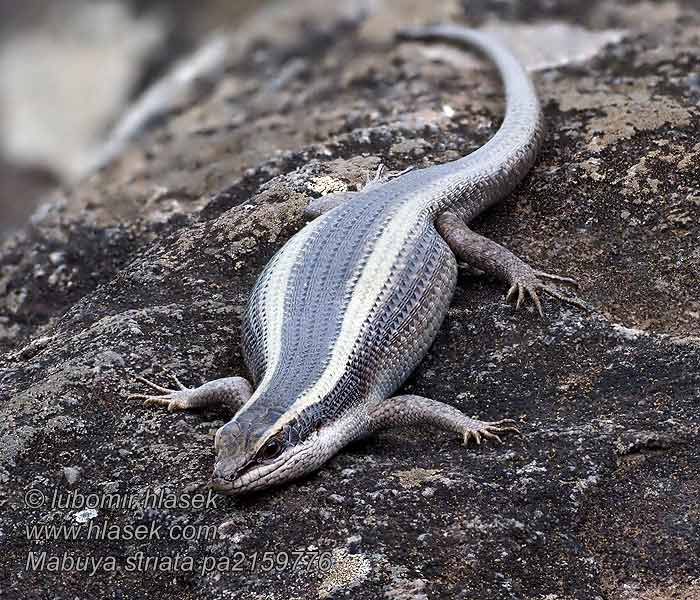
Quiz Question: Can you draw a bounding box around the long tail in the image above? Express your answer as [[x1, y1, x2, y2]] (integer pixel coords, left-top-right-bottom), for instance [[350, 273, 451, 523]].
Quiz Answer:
[[396, 25, 544, 217]]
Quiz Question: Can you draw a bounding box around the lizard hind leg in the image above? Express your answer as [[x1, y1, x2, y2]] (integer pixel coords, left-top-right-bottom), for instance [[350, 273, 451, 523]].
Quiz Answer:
[[436, 211, 587, 316], [129, 372, 253, 412], [367, 394, 520, 446]]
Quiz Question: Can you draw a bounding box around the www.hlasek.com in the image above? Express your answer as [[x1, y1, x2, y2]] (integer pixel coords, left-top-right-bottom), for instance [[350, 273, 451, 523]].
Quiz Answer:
[[24, 487, 219, 544]]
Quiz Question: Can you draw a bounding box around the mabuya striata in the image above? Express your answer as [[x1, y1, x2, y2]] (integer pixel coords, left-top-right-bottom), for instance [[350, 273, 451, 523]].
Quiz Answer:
[[131, 24, 584, 495]]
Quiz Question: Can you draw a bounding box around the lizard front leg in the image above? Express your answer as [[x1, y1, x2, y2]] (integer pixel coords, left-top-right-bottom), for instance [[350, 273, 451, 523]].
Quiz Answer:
[[129, 372, 253, 412], [367, 394, 519, 445], [436, 211, 586, 316], [304, 191, 360, 219], [304, 164, 415, 218]]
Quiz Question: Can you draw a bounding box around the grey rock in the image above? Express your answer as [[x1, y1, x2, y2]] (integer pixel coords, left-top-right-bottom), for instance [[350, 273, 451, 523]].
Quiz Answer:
[[0, 1, 698, 599]]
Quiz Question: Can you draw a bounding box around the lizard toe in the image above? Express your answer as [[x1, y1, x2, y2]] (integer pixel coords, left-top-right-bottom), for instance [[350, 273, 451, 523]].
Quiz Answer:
[[506, 271, 588, 316], [535, 269, 579, 288], [462, 418, 521, 447]]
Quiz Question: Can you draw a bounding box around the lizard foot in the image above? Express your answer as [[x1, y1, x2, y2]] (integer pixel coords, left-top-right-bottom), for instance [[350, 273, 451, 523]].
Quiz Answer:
[[506, 268, 587, 317], [363, 163, 415, 190], [462, 418, 521, 445], [305, 164, 415, 218], [128, 373, 194, 412], [435, 212, 588, 317]]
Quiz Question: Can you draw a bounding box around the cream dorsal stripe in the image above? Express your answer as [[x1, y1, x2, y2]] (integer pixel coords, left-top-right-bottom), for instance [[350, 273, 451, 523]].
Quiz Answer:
[[260, 201, 428, 435], [234, 219, 322, 417]]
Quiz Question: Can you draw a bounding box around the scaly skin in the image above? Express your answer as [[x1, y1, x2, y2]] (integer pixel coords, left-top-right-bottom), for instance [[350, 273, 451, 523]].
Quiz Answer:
[[130, 25, 584, 495]]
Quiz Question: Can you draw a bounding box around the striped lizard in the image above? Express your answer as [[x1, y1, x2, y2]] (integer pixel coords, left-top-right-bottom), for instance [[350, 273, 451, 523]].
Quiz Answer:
[[130, 25, 583, 495]]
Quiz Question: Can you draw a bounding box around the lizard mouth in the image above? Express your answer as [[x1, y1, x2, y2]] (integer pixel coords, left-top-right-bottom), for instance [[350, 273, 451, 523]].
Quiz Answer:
[[209, 476, 236, 493], [209, 457, 280, 495], [209, 468, 272, 495]]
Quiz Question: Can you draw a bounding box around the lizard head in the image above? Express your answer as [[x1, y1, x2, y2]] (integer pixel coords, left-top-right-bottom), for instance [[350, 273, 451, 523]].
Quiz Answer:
[[209, 412, 334, 495]]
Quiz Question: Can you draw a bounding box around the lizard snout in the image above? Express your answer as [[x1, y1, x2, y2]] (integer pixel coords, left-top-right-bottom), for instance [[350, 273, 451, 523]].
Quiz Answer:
[[210, 464, 239, 493]]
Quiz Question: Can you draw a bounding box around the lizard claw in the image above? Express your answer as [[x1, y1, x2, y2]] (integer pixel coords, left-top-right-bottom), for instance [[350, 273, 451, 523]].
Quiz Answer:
[[128, 373, 192, 411], [462, 418, 521, 446], [506, 270, 588, 316], [363, 164, 415, 190], [506, 282, 544, 316], [364, 163, 386, 187], [534, 269, 579, 288]]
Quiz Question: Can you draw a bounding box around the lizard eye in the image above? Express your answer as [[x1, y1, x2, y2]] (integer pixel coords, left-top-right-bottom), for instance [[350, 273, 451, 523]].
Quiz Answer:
[[258, 438, 283, 461]]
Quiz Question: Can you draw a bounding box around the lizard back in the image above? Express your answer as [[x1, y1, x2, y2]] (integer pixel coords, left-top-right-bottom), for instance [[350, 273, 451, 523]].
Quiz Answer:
[[239, 190, 457, 438]]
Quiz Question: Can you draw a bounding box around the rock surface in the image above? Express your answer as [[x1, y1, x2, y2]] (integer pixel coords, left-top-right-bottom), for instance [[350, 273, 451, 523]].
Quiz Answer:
[[1, 1, 699, 598]]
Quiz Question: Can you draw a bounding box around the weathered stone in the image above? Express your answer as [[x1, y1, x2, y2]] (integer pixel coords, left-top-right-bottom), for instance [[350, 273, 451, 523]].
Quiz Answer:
[[0, 1, 698, 598]]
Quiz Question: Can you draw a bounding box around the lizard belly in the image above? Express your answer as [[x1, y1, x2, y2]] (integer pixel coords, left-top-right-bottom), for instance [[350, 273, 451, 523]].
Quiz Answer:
[[240, 198, 457, 422]]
